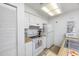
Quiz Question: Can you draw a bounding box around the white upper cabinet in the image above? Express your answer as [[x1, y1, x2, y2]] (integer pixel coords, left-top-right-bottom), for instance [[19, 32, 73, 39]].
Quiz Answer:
[[30, 14, 44, 28], [24, 13, 29, 28], [38, 19, 43, 28], [30, 14, 39, 26]]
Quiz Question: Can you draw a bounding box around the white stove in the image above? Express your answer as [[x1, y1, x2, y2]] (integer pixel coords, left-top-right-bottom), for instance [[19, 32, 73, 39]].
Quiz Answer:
[[32, 37, 44, 56]]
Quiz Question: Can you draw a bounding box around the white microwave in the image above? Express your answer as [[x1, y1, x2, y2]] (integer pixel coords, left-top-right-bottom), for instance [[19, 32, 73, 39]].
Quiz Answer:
[[25, 25, 42, 38]]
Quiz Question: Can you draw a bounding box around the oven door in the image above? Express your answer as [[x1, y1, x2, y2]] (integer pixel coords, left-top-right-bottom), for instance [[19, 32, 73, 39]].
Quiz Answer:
[[32, 38, 43, 56]]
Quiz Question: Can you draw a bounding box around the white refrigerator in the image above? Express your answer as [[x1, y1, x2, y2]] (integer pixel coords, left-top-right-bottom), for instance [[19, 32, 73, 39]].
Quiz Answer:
[[43, 24, 54, 48]]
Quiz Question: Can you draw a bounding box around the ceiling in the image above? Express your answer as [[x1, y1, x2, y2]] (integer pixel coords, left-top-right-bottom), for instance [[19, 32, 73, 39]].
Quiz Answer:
[[25, 3, 79, 20]]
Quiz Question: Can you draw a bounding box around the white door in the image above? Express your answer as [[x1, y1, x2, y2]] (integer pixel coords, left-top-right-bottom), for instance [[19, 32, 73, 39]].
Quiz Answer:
[[0, 4, 17, 56]]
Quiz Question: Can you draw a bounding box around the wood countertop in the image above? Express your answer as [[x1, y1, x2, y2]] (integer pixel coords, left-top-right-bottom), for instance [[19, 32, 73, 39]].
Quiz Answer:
[[25, 37, 32, 43]]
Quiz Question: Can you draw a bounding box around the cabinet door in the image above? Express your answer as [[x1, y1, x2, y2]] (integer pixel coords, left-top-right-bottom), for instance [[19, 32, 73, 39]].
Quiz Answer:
[[0, 4, 17, 56], [26, 42, 32, 56], [30, 15, 39, 26], [36, 17, 43, 28], [24, 13, 29, 28], [29, 14, 36, 25]]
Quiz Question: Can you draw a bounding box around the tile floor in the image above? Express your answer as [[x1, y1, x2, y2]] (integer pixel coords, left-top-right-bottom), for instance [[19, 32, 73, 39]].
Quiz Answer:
[[38, 45, 60, 56]]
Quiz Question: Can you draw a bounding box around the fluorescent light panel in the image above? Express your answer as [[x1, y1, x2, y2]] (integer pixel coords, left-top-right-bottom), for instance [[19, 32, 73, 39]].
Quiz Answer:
[[48, 12, 54, 16], [55, 9, 61, 14], [50, 3, 58, 9], [42, 6, 54, 16], [41, 3, 61, 16], [41, 7, 49, 13], [51, 9, 61, 15]]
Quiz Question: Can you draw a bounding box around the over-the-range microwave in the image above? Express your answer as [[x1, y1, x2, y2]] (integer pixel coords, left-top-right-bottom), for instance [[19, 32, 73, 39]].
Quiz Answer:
[[25, 25, 42, 38]]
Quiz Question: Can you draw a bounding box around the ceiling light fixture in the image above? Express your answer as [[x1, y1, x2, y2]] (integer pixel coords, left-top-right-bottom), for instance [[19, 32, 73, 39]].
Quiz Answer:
[[42, 6, 54, 16], [55, 9, 61, 14], [48, 11, 54, 16], [41, 7, 49, 13], [41, 3, 61, 16], [50, 3, 58, 9]]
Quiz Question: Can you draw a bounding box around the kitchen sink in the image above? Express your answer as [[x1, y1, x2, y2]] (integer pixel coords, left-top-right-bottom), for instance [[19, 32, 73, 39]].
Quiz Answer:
[[64, 39, 79, 52]]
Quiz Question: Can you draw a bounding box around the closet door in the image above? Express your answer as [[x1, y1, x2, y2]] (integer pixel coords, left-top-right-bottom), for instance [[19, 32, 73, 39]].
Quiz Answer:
[[0, 4, 17, 56]]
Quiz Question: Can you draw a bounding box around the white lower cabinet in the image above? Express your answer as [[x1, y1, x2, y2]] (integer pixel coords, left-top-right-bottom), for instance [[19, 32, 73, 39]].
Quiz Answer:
[[25, 41, 32, 56]]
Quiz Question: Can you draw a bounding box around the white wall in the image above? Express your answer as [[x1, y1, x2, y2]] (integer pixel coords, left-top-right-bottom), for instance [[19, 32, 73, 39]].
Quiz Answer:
[[49, 9, 79, 47]]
